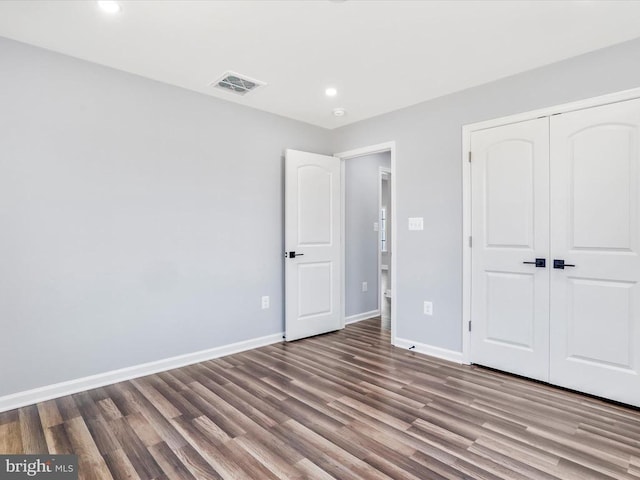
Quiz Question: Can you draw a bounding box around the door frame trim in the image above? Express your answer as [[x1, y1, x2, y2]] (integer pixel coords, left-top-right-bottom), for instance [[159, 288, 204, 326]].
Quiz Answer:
[[461, 86, 640, 364], [335, 141, 397, 345], [378, 166, 392, 327]]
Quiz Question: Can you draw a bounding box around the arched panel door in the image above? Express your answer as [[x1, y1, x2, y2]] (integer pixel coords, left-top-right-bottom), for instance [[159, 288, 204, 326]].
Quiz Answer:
[[550, 98, 640, 407], [470, 118, 550, 382], [285, 149, 342, 341]]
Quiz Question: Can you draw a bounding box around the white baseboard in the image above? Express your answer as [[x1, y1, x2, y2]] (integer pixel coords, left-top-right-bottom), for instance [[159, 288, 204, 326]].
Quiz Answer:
[[345, 309, 380, 325], [394, 337, 465, 364], [0, 332, 284, 413]]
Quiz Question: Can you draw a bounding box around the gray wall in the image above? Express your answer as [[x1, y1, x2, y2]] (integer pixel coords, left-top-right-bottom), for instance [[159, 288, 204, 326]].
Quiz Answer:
[[333, 36, 640, 351], [345, 152, 390, 317], [0, 37, 331, 397]]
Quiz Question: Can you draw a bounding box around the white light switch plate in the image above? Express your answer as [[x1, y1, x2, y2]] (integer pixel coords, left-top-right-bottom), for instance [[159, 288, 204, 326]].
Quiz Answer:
[[373, 222, 379, 232], [408, 217, 424, 231]]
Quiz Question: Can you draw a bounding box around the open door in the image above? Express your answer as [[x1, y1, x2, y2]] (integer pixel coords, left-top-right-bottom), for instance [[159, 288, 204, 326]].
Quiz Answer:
[[285, 149, 342, 341]]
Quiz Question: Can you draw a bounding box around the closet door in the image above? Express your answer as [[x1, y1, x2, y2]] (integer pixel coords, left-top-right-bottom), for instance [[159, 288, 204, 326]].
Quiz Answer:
[[550, 98, 640, 407], [470, 118, 550, 382]]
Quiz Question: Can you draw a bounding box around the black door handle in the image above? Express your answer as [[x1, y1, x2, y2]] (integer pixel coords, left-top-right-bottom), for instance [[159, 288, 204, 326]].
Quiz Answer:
[[287, 251, 304, 259], [553, 259, 575, 269], [523, 258, 546, 268]]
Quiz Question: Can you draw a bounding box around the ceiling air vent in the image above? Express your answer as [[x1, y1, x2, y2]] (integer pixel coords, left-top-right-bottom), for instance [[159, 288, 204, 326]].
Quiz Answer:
[[211, 71, 266, 96]]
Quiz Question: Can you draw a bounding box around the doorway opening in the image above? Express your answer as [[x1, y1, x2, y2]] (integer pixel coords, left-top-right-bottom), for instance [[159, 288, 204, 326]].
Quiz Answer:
[[336, 142, 397, 345]]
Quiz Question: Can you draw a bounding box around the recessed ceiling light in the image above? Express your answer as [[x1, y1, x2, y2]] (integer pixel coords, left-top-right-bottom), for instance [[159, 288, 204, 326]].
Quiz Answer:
[[325, 87, 337, 97], [98, 1, 121, 14], [333, 108, 346, 117]]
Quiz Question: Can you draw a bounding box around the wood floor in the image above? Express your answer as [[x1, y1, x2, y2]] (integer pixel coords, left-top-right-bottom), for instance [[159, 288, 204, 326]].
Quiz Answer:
[[2, 318, 640, 480]]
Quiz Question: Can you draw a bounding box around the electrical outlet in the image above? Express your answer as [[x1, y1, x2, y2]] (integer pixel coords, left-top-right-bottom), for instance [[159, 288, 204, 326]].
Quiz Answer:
[[362, 281, 368, 292], [423, 301, 433, 316], [261, 296, 270, 309]]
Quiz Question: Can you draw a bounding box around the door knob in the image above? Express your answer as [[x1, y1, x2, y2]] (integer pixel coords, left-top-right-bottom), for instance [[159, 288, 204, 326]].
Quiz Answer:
[[553, 259, 575, 269], [523, 258, 546, 268], [287, 251, 304, 259]]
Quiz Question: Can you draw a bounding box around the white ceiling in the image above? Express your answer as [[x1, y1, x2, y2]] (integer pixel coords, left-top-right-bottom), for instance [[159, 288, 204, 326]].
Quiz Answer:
[[1, 1, 640, 129]]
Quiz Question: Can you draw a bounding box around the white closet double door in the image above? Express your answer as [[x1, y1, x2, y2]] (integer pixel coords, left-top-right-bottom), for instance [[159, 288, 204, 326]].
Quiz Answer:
[[471, 98, 640, 407]]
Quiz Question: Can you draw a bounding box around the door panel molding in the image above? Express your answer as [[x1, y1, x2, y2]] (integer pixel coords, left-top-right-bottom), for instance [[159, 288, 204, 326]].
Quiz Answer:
[[463, 86, 640, 365], [285, 149, 342, 341], [463, 89, 640, 407], [470, 117, 550, 382], [549, 99, 640, 406]]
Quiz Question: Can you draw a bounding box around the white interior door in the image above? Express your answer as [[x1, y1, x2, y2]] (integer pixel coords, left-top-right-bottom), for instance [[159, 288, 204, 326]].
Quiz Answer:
[[470, 118, 550, 382], [285, 149, 342, 341], [550, 99, 640, 407]]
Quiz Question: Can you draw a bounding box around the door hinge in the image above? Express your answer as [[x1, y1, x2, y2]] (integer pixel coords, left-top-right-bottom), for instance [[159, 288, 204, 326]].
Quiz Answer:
[[468, 151, 472, 163], [468, 236, 472, 248], [468, 321, 472, 332]]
